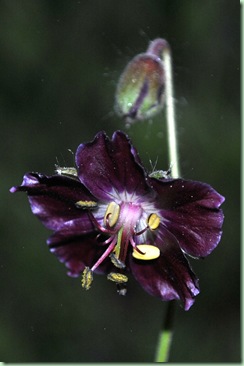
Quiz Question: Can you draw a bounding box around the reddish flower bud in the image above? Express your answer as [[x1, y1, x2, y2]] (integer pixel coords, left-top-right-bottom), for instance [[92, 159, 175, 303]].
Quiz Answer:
[[115, 40, 167, 124]]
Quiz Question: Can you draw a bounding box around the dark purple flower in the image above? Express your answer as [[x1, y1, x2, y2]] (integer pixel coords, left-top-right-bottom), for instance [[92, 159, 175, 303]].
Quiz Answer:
[[10, 131, 224, 310]]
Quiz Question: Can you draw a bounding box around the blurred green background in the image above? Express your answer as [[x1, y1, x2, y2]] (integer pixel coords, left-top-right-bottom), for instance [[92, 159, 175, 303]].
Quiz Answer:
[[1, 0, 240, 362]]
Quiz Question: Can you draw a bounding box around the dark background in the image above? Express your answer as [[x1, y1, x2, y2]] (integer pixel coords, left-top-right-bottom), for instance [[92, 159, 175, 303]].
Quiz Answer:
[[1, 0, 240, 362]]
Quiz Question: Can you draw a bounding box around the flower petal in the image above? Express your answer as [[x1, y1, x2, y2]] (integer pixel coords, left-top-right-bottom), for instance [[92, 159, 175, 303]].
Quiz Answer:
[[149, 178, 225, 257], [49, 234, 112, 277], [48, 229, 116, 277], [47, 218, 97, 246], [130, 227, 199, 310], [10, 173, 96, 231], [75, 131, 151, 201]]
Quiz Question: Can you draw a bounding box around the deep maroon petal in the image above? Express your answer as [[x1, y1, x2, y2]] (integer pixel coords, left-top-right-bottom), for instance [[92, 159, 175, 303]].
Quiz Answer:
[[47, 218, 97, 246], [75, 131, 151, 201], [149, 177, 225, 257], [49, 234, 114, 277], [130, 227, 199, 310], [10, 173, 96, 231], [49, 236, 102, 277]]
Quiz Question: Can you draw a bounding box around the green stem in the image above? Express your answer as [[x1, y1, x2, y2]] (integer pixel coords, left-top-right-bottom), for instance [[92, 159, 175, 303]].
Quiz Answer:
[[149, 39, 179, 362], [155, 302, 175, 362], [163, 43, 180, 179], [147, 39, 180, 178]]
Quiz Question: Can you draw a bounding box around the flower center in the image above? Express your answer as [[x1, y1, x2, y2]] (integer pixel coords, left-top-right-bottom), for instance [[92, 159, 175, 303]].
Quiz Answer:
[[77, 200, 161, 294]]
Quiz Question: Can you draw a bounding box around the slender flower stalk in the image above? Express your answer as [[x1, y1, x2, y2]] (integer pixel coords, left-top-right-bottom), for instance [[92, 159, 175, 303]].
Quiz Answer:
[[162, 43, 179, 179], [155, 300, 175, 362], [147, 38, 179, 179], [147, 38, 178, 362]]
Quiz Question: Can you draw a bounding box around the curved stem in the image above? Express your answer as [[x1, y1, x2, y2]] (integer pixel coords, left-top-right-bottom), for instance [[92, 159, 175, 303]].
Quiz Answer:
[[163, 45, 180, 178], [147, 39, 180, 178], [148, 38, 179, 362]]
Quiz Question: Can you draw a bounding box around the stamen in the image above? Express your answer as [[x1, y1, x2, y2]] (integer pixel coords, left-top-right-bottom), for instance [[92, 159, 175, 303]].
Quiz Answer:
[[104, 202, 120, 227], [113, 226, 123, 257], [76, 200, 98, 209], [110, 252, 126, 268], [91, 239, 117, 272], [134, 225, 148, 236], [134, 213, 160, 236], [132, 244, 160, 260], [148, 213, 160, 230], [108, 227, 126, 268], [81, 267, 93, 290], [107, 272, 128, 283], [86, 209, 117, 234]]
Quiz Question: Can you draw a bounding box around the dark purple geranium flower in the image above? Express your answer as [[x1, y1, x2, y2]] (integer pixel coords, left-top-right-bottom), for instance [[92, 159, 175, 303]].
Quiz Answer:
[[10, 131, 224, 310]]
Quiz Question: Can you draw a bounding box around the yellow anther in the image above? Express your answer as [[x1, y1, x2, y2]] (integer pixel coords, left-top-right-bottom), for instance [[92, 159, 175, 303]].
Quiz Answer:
[[147, 213, 160, 230], [132, 244, 160, 260], [104, 201, 120, 227], [110, 252, 126, 269], [76, 200, 98, 209], [107, 272, 128, 284], [81, 267, 93, 290]]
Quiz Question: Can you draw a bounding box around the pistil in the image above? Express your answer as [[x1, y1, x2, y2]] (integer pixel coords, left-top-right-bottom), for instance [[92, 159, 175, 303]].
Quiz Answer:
[[79, 200, 161, 291]]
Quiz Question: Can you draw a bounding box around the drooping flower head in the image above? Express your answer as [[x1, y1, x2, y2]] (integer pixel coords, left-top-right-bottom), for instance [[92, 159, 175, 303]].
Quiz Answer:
[[115, 38, 170, 125], [10, 131, 224, 310]]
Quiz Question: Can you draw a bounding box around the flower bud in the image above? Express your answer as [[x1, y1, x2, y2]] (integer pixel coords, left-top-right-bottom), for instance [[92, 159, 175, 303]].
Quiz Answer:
[[115, 52, 165, 124]]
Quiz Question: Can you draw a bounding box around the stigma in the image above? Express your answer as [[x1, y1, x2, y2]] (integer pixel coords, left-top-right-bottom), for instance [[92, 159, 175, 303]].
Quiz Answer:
[[77, 199, 161, 293]]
